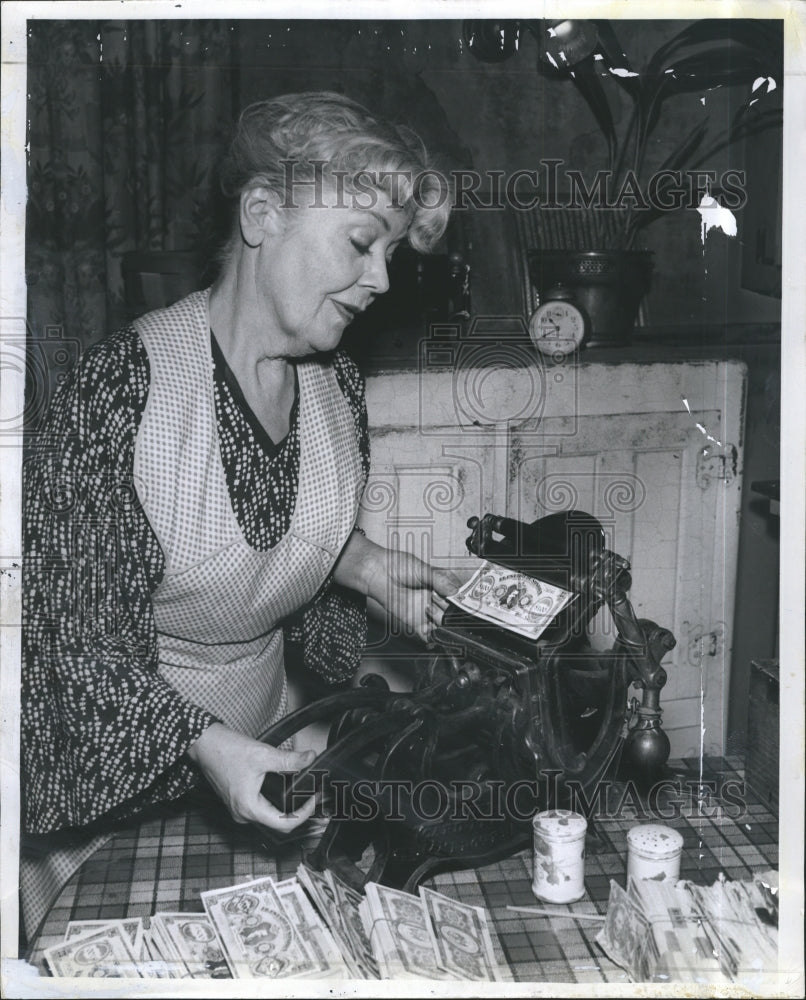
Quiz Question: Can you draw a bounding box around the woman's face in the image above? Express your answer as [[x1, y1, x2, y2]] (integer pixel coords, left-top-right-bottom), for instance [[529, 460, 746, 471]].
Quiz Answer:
[[254, 182, 411, 357]]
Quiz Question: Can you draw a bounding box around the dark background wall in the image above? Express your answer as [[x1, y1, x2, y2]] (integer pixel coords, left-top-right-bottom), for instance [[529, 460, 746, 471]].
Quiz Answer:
[[237, 18, 782, 329]]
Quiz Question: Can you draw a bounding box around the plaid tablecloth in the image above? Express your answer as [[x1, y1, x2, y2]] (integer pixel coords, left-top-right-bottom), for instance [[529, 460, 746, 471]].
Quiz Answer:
[[25, 756, 778, 984]]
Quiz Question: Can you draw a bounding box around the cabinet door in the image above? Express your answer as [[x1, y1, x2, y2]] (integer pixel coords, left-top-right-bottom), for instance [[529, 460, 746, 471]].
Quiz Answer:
[[360, 365, 543, 572], [362, 360, 745, 757]]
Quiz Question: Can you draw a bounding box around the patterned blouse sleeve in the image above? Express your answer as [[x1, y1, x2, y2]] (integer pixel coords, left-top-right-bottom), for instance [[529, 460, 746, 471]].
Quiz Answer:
[[283, 350, 370, 687], [22, 330, 218, 835]]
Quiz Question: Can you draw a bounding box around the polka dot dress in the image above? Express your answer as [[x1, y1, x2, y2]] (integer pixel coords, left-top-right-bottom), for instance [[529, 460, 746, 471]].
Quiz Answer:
[[22, 313, 369, 836]]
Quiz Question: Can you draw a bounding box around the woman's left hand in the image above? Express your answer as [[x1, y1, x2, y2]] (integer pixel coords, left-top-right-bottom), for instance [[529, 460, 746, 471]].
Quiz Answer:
[[334, 531, 463, 644], [366, 546, 463, 644]]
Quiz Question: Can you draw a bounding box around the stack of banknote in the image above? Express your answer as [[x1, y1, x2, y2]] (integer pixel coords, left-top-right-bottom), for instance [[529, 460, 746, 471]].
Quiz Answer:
[[43, 867, 505, 981], [447, 559, 576, 640], [596, 870, 779, 983], [358, 882, 502, 980]]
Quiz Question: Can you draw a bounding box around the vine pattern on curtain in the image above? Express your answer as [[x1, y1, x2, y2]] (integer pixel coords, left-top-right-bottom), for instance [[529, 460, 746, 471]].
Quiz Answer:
[[26, 19, 239, 369]]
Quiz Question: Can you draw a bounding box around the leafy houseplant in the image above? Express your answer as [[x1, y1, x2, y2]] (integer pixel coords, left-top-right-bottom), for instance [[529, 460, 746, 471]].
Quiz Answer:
[[464, 18, 784, 344]]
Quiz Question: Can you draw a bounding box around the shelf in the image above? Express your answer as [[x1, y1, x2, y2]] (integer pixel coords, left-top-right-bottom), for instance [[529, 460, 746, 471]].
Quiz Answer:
[[345, 319, 781, 375]]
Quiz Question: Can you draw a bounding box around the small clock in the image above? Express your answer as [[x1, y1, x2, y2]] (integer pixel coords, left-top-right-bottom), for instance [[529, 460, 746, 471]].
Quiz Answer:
[[528, 284, 589, 359]]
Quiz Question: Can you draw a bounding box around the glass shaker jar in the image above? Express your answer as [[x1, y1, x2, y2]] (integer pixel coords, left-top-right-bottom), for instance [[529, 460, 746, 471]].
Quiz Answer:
[[532, 809, 588, 903], [627, 823, 684, 882]]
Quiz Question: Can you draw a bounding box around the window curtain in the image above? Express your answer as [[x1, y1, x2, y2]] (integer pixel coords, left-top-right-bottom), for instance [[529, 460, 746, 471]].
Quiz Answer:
[[26, 20, 240, 356]]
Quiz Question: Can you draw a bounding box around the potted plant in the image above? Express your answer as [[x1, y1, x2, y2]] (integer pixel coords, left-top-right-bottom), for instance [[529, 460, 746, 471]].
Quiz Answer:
[[464, 18, 783, 345]]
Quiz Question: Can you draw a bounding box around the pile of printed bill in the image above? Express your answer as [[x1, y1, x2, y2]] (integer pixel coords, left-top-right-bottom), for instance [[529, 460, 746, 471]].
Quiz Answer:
[[43, 864, 505, 981], [596, 869, 779, 983]]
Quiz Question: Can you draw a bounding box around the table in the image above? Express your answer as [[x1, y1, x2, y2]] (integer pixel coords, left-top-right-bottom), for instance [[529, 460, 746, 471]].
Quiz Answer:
[[26, 756, 779, 984]]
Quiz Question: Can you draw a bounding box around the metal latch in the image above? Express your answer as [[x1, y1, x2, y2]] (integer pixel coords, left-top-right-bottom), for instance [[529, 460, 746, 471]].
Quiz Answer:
[[685, 624, 725, 666], [696, 444, 737, 489]]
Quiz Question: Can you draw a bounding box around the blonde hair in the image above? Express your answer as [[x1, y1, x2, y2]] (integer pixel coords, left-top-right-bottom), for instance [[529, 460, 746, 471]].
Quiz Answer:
[[219, 92, 451, 254]]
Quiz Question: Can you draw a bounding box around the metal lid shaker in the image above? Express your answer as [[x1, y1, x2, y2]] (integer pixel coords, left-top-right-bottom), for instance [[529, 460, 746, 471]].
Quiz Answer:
[[532, 810, 588, 903], [627, 823, 684, 883]]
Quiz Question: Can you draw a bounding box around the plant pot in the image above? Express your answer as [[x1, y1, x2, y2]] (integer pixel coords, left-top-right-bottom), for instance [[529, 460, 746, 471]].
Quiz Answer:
[[527, 250, 654, 348]]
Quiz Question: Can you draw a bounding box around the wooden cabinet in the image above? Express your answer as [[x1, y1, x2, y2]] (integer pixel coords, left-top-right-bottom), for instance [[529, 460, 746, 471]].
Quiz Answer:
[[358, 356, 746, 758]]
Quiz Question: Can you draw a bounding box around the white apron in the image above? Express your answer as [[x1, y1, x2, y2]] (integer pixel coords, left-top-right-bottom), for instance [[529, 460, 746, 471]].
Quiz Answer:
[[20, 288, 363, 943], [134, 288, 363, 735]]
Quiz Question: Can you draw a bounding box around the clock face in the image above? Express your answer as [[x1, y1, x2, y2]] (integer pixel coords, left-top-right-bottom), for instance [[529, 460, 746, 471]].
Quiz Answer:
[[529, 301, 586, 356]]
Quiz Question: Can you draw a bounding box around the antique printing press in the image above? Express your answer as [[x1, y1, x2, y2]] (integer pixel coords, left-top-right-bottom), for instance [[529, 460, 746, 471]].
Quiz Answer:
[[259, 510, 675, 893]]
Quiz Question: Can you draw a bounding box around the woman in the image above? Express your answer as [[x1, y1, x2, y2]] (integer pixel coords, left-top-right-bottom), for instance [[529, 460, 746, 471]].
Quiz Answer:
[[21, 92, 457, 937]]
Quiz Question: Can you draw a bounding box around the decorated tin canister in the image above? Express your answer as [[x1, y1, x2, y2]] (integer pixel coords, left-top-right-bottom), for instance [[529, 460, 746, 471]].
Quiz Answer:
[[626, 823, 684, 882], [531, 809, 588, 903]]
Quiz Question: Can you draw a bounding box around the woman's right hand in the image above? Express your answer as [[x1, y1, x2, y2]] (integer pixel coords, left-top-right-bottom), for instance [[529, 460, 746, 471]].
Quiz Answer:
[[186, 722, 317, 832]]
